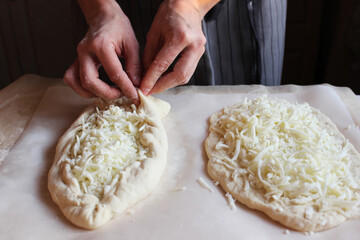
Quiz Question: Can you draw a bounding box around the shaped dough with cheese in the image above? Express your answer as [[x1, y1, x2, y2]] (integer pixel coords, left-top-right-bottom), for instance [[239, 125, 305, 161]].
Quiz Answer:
[[205, 96, 360, 232], [48, 90, 170, 229]]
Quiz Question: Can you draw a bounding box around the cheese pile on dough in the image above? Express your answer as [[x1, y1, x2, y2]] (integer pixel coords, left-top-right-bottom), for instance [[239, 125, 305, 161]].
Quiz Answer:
[[205, 96, 360, 232], [68, 101, 148, 199], [48, 91, 170, 229]]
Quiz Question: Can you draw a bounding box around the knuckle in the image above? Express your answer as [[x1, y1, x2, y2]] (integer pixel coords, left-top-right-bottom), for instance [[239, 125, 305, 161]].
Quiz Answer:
[[77, 40, 86, 54], [81, 76, 92, 89], [199, 35, 207, 46], [63, 70, 76, 86], [194, 35, 207, 49], [155, 60, 171, 72], [63, 73, 71, 85], [77, 37, 105, 54], [169, 27, 189, 45], [110, 73, 122, 83], [179, 78, 190, 85], [176, 30, 190, 44], [177, 71, 190, 85], [89, 38, 103, 52]]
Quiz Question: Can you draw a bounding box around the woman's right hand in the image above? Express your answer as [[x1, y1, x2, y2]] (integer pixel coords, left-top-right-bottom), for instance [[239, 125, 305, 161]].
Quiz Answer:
[[64, 0, 141, 104]]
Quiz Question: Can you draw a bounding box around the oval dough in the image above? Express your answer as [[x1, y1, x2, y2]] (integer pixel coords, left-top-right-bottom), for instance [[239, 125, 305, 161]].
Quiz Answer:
[[48, 91, 170, 229], [205, 96, 360, 232]]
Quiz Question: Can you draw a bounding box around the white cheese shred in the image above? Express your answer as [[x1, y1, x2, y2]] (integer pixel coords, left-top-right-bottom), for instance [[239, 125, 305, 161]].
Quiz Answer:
[[225, 192, 236, 211], [173, 186, 187, 192], [126, 209, 135, 215], [197, 177, 214, 193]]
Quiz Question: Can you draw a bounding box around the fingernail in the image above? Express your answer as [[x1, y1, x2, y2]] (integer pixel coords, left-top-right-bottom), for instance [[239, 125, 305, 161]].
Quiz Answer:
[[132, 76, 140, 87], [142, 88, 150, 96], [131, 96, 140, 106]]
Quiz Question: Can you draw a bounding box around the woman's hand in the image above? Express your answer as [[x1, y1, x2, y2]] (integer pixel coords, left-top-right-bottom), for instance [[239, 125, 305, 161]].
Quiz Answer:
[[140, 0, 219, 95], [64, 0, 141, 104]]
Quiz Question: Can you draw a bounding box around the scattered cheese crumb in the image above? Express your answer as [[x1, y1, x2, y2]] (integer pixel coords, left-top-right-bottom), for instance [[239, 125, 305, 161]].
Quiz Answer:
[[275, 206, 284, 213], [126, 209, 135, 215], [319, 219, 327, 226], [225, 192, 236, 210], [304, 207, 314, 219], [173, 186, 187, 192], [214, 181, 220, 186], [304, 231, 314, 236], [283, 229, 290, 235], [345, 124, 352, 130], [197, 177, 214, 193]]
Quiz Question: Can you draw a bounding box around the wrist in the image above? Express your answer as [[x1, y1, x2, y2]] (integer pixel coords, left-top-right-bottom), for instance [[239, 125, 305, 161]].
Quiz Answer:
[[77, 0, 122, 25], [193, 0, 221, 18], [167, 0, 221, 20]]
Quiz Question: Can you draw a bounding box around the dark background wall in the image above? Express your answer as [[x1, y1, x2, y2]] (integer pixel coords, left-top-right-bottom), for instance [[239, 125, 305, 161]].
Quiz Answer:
[[282, 0, 360, 93], [0, 0, 83, 88], [1, 0, 359, 93]]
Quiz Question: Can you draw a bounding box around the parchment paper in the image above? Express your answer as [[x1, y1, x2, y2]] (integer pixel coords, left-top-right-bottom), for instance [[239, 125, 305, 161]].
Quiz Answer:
[[0, 75, 62, 165], [1, 85, 360, 240]]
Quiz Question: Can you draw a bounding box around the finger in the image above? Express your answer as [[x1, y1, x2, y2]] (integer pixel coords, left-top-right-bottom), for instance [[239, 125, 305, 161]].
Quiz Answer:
[[140, 42, 184, 95], [78, 53, 122, 99], [63, 59, 96, 98], [123, 40, 142, 87], [97, 43, 139, 104], [142, 32, 162, 73], [149, 45, 204, 94]]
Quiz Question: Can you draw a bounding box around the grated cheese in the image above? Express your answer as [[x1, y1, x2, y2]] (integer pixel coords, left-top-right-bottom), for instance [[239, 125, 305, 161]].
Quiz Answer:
[[197, 177, 214, 193], [211, 96, 360, 215], [66, 98, 149, 199], [345, 125, 351, 130], [226, 192, 236, 210], [126, 209, 135, 215], [304, 231, 314, 236], [173, 186, 187, 192]]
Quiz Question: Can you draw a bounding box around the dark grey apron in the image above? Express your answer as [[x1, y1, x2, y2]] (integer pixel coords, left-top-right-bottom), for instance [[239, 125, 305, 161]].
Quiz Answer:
[[116, 0, 287, 86]]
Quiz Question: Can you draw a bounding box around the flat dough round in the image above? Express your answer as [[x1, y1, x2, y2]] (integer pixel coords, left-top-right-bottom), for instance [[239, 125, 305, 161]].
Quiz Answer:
[[205, 96, 360, 232], [48, 91, 170, 229]]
